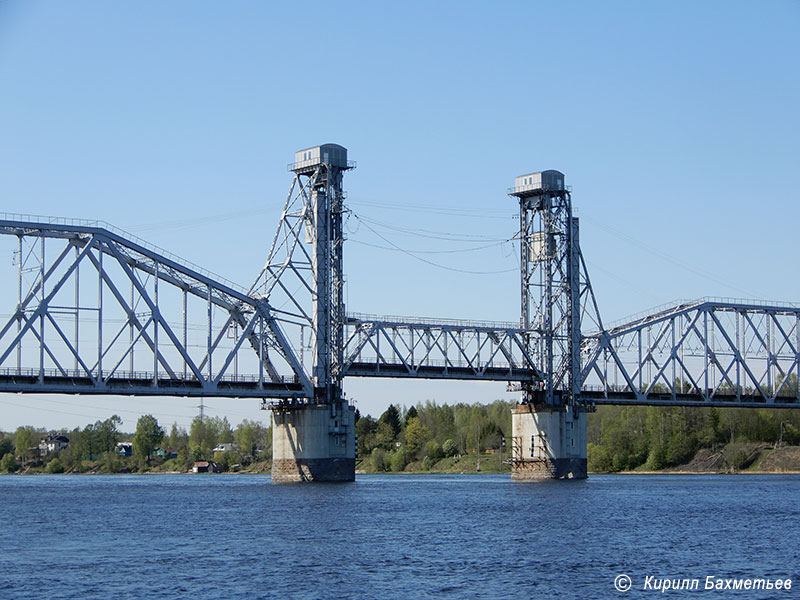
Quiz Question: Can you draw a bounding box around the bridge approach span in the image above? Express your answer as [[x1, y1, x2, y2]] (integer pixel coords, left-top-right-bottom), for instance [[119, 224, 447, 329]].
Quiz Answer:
[[580, 298, 800, 408], [0, 217, 310, 400]]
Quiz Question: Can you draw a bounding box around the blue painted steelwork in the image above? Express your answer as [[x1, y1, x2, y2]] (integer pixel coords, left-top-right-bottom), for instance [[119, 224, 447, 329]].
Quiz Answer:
[[0, 151, 797, 411], [0, 218, 310, 399], [581, 299, 800, 407]]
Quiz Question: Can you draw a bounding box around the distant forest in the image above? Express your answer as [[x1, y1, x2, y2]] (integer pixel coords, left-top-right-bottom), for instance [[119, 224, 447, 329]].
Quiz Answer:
[[355, 401, 800, 473], [586, 405, 800, 472], [2, 401, 799, 474]]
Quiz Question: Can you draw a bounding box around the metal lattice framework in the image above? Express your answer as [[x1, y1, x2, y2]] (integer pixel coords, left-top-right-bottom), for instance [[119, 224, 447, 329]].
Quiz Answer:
[[343, 314, 541, 382], [510, 177, 603, 408], [0, 217, 310, 398], [250, 151, 353, 402], [580, 299, 800, 407], [0, 150, 798, 412]]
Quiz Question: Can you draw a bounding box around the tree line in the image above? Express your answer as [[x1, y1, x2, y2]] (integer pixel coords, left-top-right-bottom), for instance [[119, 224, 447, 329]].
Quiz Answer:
[[0, 414, 272, 474], [4, 401, 799, 475], [587, 405, 800, 472], [355, 400, 513, 472], [356, 400, 800, 473]]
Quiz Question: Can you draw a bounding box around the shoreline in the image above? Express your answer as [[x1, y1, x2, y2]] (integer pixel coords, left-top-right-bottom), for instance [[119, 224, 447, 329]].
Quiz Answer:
[[5, 469, 800, 476], [594, 469, 800, 476]]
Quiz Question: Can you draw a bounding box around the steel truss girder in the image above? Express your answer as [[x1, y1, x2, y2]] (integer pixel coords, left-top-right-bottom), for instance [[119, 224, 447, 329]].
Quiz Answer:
[[342, 315, 542, 382], [581, 299, 800, 407], [0, 220, 312, 399]]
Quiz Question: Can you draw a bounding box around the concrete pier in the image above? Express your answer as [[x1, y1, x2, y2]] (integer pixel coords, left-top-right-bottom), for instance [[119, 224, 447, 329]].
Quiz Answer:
[[511, 403, 587, 480], [271, 401, 356, 483]]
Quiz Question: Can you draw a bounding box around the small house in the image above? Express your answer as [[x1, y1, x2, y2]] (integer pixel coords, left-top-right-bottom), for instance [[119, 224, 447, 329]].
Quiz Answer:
[[38, 434, 69, 455], [193, 461, 222, 473], [116, 442, 133, 457], [212, 443, 233, 458], [154, 447, 178, 459]]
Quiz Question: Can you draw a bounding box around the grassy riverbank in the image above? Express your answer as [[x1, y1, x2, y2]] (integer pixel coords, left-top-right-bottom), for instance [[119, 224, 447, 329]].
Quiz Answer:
[[607, 443, 800, 475]]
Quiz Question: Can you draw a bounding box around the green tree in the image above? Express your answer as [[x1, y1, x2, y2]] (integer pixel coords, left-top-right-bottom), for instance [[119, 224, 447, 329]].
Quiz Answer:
[[82, 423, 98, 459], [81, 415, 122, 459], [355, 415, 379, 457], [14, 426, 34, 462], [369, 447, 388, 472], [258, 423, 273, 460], [781, 423, 800, 445], [233, 419, 271, 461], [132, 415, 165, 463], [379, 405, 402, 439], [177, 445, 192, 470], [375, 421, 397, 450], [404, 417, 431, 459], [168, 422, 189, 448], [189, 416, 219, 459], [442, 438, 458, 457], [218, 417, 234, 444], [0, 437, 13, 459], [1, 452, 19, 473], [587, 442, 613, 472], [95, 415, 122, 453], [417, 400, 457, 443], [423, 440, 443, 461], [101, 450, 122, 473], [235, 420, 257, 458], [46, 457, 65, 473], [390, 449, 407, 472]]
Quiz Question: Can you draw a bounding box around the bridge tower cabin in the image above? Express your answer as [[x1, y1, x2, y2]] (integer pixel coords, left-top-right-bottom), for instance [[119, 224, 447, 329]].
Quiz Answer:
[[509, 170, 588, 479], [270, 144, 356, 482]]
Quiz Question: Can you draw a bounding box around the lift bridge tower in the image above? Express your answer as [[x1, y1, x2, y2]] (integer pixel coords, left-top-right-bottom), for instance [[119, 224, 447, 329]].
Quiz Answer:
[[252, 144, 356, 482], [509, 170, 598, 479]]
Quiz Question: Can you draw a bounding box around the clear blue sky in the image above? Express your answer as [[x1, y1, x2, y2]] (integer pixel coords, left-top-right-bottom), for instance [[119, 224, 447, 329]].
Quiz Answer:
[[0, 0, 798, 431]]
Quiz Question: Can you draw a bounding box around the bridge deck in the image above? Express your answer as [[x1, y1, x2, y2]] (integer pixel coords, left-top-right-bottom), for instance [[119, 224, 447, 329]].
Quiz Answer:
[[345, 361, 538, 382], [0, 371, 304, 398], [582, 390, 800, 409]]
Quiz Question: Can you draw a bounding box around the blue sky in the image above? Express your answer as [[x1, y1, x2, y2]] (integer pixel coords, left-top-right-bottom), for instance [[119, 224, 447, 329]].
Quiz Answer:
[[0, 1, 798, 431]]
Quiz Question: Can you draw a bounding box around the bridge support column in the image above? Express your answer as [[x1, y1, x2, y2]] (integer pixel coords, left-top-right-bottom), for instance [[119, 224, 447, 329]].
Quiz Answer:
[[511, 403, 587, 480], [271, 400, 355, 483]]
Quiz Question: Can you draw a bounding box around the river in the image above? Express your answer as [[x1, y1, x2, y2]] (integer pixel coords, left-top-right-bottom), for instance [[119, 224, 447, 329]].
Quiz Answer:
[[1, 474, 797, 599]]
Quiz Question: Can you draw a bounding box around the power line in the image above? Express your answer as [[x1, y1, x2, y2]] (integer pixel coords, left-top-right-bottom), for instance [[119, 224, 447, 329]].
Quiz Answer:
[[350, 213, 518, 275], [355, 213, 507, 242], [347, 198, 512, 221], [349, 238, 510, 255], [584, 215, 762, 298]]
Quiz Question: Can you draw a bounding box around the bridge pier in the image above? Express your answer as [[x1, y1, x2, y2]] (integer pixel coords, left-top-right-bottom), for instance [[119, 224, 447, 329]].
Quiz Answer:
[[511, 403, 587, 480], [271, 400, 355, 483]]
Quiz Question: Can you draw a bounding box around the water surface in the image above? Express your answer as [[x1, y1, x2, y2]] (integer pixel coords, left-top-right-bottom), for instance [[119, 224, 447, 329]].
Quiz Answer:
[[1, 474, 797, 599]]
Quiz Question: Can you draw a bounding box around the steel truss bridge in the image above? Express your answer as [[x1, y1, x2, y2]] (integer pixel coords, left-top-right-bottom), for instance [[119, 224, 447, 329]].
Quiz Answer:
[[0, 146, 798, 411]]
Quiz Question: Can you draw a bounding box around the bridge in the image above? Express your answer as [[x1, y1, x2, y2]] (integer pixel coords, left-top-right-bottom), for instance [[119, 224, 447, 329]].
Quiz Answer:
[[1, 143, 797, 482]]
